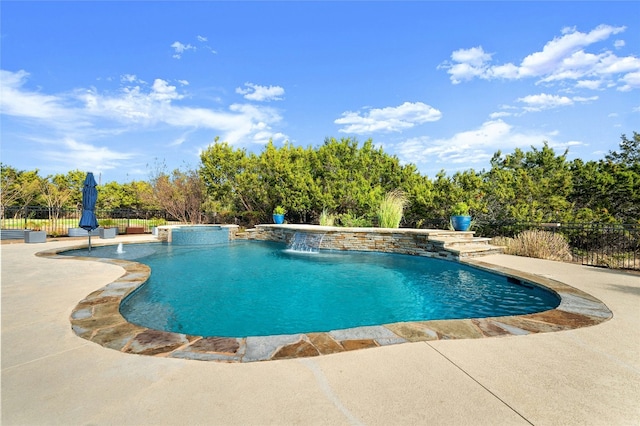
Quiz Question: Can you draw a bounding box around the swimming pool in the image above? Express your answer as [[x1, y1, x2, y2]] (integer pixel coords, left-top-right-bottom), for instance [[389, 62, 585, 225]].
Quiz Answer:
[[67, 241, 560, 337], [53, 231, 612, 362]]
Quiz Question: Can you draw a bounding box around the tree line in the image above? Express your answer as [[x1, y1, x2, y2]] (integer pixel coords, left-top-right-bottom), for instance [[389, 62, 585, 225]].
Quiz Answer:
[[1, 132, 638, 227]]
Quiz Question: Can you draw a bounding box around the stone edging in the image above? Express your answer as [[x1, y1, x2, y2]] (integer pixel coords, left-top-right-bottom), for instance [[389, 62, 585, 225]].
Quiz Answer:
[[37, 244, 613, 363]]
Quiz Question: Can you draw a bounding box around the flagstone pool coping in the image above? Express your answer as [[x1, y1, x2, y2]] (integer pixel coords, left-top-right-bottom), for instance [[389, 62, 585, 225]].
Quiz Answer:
[[37, 242, 613, 363]]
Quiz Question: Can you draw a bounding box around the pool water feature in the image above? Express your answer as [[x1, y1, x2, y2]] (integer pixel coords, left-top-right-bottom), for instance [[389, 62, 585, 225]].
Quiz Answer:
[[286, 231, 325, 253], [118, 241, 560, 337]]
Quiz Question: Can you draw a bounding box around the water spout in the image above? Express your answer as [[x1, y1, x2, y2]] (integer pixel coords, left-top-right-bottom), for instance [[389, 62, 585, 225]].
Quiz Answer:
[[116, 243, 125, 254], [287, 232, 325, 253]]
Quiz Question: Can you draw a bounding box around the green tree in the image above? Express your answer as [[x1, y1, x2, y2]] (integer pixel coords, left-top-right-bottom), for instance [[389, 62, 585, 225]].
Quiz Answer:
[[52, 170, 87, 208], [571, 132, 640, 223], [258, 141, 319, 223], [97, 180, 155, 211], [605, 131, 640, 166], [40, 174, 72, 226], [0, 164, 43, 214], [484, 143, 573, 222], [200, 140, 254, 210], [397, 164, 435, 227], [312, 137, 404, 223]]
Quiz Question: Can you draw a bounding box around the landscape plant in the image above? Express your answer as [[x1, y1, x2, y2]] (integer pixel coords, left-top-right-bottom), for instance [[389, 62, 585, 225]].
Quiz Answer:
[[338, 212, 373, 228], [99, 219, 117, 228], [493, 230, 573, 262], [377, 190, 407, 228], [450, 201, 470, 216], [319, 208, 336, 226]]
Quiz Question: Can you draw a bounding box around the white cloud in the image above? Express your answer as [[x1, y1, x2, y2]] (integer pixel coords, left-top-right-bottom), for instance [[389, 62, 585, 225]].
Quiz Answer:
[[517, 93, 573, 110], [196, 35, 217, 54], [1, 69, 288, 158], [235, 82, 285, 102], [0, 70, 77, 121], [451, 46, 492, 67], [489, 111, 513, 119], [43, 138, 137, 174], [576, 79, 603, 90], [618, 71, 640, 92], [335, 102, 442, 134], [395, 119, 561, 172], [440, 24, 639, 91], [171, 41, 196, 59], [121, 74, 141, 84], [150, 79, 183, 101], [439, 47, 492, 84], [517, 93, 598, 111], [519, 25, 624, 77]]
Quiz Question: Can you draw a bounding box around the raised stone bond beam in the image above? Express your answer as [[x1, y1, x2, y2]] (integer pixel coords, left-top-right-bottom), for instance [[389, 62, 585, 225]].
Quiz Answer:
[[247, 224, 503, 259]]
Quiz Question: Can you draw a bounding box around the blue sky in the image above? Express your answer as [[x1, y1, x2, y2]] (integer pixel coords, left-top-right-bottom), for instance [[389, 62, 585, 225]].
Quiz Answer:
[[1, 1, 639, 184]]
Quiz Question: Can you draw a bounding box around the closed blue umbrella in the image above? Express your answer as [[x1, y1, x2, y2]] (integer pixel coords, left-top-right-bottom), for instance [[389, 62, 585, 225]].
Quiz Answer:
[[79, 172, 99, 251]]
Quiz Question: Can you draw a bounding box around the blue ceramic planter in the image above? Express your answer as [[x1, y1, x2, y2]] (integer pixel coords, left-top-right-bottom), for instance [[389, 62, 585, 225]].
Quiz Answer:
[[273, 214, 285, 224], [451, 215, 471, 231]]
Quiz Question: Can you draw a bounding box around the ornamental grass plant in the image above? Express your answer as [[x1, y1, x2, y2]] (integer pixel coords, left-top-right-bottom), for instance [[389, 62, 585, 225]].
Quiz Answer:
[[319, 208, 336, 226], [492, 230, 573, 262], [377, 190, 407, 228]]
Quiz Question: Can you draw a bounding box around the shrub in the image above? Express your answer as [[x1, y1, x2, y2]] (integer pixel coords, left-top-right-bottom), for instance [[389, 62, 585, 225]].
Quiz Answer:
[[338, 213, 372, 228], [100, 219, 117, 228], [25, 221, 41, 231], [148, 218, 168, 228], [493, 230, 572, 262], [319, 208, 335, 226], [491, 236, 514, 251], [377, 190, 407, 228]]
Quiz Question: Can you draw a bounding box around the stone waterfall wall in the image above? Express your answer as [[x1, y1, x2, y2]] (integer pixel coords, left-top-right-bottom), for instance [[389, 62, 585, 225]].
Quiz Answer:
[[248, 225, 459, 260]]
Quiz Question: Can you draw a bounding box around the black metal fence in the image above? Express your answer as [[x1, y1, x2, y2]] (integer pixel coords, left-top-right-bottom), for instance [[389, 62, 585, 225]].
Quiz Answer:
[[477, 221, 640, 271], [1, 206, 173, 236], [3, 207, 638, 270]]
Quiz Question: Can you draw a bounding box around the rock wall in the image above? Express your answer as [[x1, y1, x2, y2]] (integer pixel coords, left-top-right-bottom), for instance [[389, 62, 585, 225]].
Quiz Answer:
[[249, 225, 460, 260]]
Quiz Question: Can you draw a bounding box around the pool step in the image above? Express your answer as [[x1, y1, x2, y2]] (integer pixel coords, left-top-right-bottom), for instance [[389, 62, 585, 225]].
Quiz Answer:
[[428, 234, 503, 258]]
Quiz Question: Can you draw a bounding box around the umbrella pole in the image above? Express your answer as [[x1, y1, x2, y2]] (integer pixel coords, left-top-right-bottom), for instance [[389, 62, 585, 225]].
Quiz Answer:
[[88, 233, 92, 252]]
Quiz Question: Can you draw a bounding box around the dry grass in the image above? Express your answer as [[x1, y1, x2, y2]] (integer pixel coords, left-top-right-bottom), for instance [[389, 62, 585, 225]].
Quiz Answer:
[[492, 230, 573, 262]]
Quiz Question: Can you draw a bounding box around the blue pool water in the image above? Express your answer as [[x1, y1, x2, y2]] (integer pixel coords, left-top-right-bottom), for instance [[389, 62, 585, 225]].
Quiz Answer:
[[67, 241, 560, 338]]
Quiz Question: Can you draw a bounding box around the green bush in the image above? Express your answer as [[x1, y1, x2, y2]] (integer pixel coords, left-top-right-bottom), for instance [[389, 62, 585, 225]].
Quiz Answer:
[[99, 219, 117, 228], [338, 213, 372, 228]]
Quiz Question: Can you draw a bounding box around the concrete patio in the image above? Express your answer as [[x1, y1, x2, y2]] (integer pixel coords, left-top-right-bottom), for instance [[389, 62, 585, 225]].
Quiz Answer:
[[2, 235, 639, 425]]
